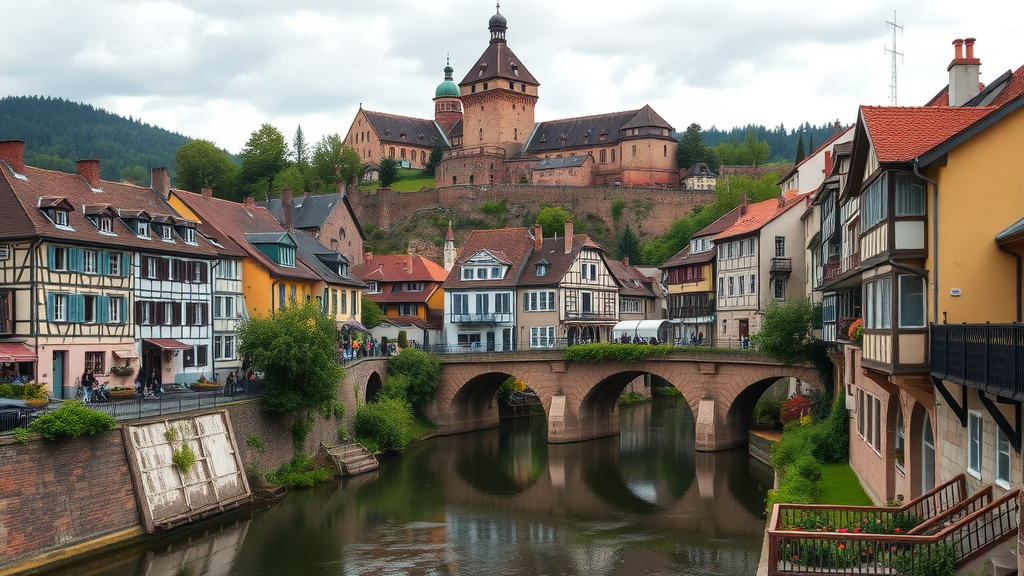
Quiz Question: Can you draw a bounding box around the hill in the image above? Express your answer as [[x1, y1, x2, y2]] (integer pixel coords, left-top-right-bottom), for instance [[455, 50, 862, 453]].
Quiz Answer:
[[701, 122, 846, 164], [0, 95, 193, 186]]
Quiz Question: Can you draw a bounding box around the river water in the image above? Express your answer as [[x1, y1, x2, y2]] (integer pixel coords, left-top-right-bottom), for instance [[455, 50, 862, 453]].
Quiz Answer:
[[42, 397, 774, 576]]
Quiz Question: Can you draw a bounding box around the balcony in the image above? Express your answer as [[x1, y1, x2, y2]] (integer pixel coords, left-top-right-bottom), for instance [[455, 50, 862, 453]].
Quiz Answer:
[[565, 311, 617, 322], [448, 313, 514, 324], [769, 257, 792, 275], [931, 324, 1024, 400], [668, 306, 715, 321]]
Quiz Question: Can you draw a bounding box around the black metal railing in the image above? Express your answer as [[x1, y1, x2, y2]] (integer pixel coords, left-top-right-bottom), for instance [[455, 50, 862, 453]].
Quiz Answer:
[[931, 324, 1024, 399], [667, 306, 715, 319]]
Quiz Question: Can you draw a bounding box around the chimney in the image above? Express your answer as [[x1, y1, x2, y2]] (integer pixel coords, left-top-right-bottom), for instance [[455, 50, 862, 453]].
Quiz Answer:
[[123, 177, 137, 186], [564, 220, 573, 254], [337, 180, 347, 195], [407, 252, 414, 275], [0, 140, 25, 173], [282, 188, 294, 232], [948, 37, 981, 107], [243, 196, 256, 210], [201, 187, 213, 199], [76, 159, 100, 188], [623, 256, 630, 267], [364, 252, 373, 263], [824, 151, 833, 176], [151, 167, 170, 199], [534, 224, 543, 251]]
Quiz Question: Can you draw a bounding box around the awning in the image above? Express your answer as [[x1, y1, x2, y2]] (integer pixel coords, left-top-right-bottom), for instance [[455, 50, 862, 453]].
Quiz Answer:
[[611, 320, 672, 340], [342, 320, 367, 331], [143, 339, 193, 350], [0, 342, 37, 362], [113, 349, 140, 359]]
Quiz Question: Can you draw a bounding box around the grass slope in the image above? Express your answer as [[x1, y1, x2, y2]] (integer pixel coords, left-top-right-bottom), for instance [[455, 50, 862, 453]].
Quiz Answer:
[[360, 168, 435, 192], [815, 463, 874, 506]]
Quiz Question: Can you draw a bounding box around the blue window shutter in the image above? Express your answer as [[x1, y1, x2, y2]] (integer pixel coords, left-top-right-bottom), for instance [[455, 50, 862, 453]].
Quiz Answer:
[[99, 251, 109, 275], [69, 294, 81, 322], [46, 293, 54, 322], [122, 253, 130, 276], [99, 296, 110, 323], [47, 245, 56, 270], [69, 248, 81, 272]]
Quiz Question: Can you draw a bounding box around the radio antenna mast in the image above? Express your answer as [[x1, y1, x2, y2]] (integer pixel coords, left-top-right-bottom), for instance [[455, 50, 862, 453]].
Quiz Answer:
[[885, 11, 904, 105]]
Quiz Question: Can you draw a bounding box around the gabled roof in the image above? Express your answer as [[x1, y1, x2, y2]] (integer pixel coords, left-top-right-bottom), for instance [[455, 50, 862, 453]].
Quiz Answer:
[[361, 109, 448, 149], [682, 162, 719, 179], [171, 190, 320, 280], [859, 105, 995, 163], [459, 41, 538, 86], [606, 259, 658, 299], [692, 205, 744, 239], [0, 163, 217, 257], [777, 126, 853, 184], [290, 230, 365, 288], [442, 227, 535, 290], [714, 194, 808, 241], [526, 106, 674, 153], [352, 254, 448, 284], [518, 234, 605, 288], [533, 155, 591, 170], [260, 193, 366, 240], [660, 245, 717, 269]]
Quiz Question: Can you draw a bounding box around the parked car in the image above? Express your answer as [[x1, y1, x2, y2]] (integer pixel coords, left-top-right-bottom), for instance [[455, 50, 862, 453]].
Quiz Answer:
[[0, 398, 38, 432]]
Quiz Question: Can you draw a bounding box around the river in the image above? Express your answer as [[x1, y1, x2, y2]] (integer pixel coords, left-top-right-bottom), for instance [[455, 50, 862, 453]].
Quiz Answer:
[[40, 397, 774, 576]]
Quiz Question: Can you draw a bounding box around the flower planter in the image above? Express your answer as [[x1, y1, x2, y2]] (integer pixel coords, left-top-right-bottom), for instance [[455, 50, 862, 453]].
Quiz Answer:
[[109, 390, 138, 400], [25, 398, 49, 409], [190, 383, 223, 393]]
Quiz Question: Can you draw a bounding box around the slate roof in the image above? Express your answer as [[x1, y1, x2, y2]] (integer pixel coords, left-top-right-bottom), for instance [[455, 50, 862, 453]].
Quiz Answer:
[[259, 193, 366, 240], [443, 228, 536, 290], [459, 41, 539, 86], [606, 259, 658, 299], [518, 234, 605, 288], [0, 163, 217, 258], [997, 216, 1024, 244], [171, 191, 321, 281], [361, 110, 448, 148], [859, 105, 995, 163], [660, 245, 717, 269], [714, 195, 809, 241], [526, 105, 674, 154], [682, 162, 718, 179], [290, 230, 365, 288], [533, 156, 590, 170]]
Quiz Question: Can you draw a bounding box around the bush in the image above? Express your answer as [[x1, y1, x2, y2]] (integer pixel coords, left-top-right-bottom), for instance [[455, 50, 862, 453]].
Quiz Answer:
[[754, 394, 783, 425], [387, 348, 440, 410], [770, 423, 815, 470], [781, 395, 813, 424], [564, 343, 674, 364], [618, 391, 647, 406], [354, 397, 414, 453], [291, 411, 315, 451], [29, 400, 116, 441], [891, 542, 958, 576], [767, 474, 817, 510], [651, 385, 682, 398], [0, 382, 47, 400], [265, 454, 335, 488], [811, 397, 850, 464], [173, 443, 196, 475], [793, 455, 823, 483], [397, 330, 408, 348], [381, 374, 410, 401]]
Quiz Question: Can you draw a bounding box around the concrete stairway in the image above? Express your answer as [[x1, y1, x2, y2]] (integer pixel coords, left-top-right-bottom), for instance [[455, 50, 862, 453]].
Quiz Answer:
[[315, 441, 379, 477]]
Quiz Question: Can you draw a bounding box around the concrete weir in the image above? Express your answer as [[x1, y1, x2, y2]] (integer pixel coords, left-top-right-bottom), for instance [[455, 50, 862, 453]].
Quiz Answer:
[[122, 411, 252, 533]]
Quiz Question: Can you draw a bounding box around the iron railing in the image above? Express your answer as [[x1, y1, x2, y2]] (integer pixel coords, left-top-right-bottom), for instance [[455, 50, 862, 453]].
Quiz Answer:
[[447, 313, 515, 324], [667, 306, 715, 319], [564, 311, 618, 322], [931, 323, 1024, 399]]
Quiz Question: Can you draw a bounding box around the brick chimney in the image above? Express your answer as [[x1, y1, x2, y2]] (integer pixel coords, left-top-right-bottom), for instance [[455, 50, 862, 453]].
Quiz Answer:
[[623, 256, 630, 267], [201, 187, 213, 199], [407, 252, 414, 275], [0, 140, 25, 173], [364, 252, 373, 263], [76, 159, 100, 188], [243, 196, 256, 210], [337, 180, 347, 195], [151, 167, 170, 199], [948, 38, 981, 107], [564, 220, 573, 254], [534, 224, 543, 251], [282, 188, 294, 232]]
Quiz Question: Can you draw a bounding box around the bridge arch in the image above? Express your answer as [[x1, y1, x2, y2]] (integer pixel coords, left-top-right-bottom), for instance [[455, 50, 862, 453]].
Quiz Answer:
[[365, 371, 383, 403]]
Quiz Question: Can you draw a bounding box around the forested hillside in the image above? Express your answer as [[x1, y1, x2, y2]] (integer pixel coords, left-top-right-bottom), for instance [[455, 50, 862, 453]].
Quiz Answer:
[[701, 122, 846, 163], [0, 96, 195, 185]]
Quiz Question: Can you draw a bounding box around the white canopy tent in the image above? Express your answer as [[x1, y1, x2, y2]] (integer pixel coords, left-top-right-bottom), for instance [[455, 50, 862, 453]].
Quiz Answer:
[[611, 320, 672, 343]]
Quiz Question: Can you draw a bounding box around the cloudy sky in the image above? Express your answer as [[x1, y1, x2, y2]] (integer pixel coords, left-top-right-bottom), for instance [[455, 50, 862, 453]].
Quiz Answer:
[[4, 0, 1021, 153]]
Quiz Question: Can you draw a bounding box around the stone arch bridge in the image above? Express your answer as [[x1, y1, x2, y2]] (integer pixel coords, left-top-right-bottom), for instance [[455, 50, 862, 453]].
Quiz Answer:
[[417, 349, 821, 451]]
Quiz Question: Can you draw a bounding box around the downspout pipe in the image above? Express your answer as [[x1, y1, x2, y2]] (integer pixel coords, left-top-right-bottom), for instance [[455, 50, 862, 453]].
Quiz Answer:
[[913, 159, 939, 324], [997, 244, 1023, 322]]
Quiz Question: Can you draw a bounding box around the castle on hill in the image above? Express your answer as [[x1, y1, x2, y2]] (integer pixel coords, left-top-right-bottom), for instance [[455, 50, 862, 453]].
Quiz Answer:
[[343, 6, 680, 189]]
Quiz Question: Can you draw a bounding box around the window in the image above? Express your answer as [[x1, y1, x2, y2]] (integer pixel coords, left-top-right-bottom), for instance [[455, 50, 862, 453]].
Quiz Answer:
[[143, 257, 158, 279], [748, 238, 756, 254], [536, 264, 547, 276], [895, 410, 905, 472], [98, 217, 112, 233], [139, 301, 152, 325], [278, 284, 286, 308], [51, 293, 68, 322], [898, 275, 926, 328], [398, 303, 417, 316], [51, 247, 69, 271], [738, 275, 745, 295], [524, 290, 556, 311], [632, 145, 637, 157], [350, 291, 357, 315], [161, 225, 173, 241], [136, 221, 150, 238], [290, 285, 298, 303], [866, 278, 892, 329], [862, 173, 888, 229], [215, 335, 235, 360], [727, 276, 734, 296], [600, 149, 607, 163], [581, 292, 593, 313], [54, 210, 69, 227], [582, 263, 598, 281], [108, 252, 121, 276], [331, 291, 338, 316], [280, 246, 296, 267], [611, 149, 615, 162], [214, 296, 234, 319], [341, 290, 348, 315], [457, 333, 481, 348], [187, 303, 208, 325], [718, 277, 724, 298], [452, 293, 469, 315], [109, 297, 123, 324], [775, 236, 785, 257], [216, 259, 239, 279], [495, 293, 511, 314], [196, 345, 208, 367], [490, 267, 502, 279], [874, 397, 881, 452], [163, 302, 176, 325], [475, 293, 489, 314], [996, 426, 1011, 487], [530, 326, 556, 348], [895, 172, 925, 216], [968, 410, 982, 478], [774, 278, 786, 300], [83, 295, 97, 323], [182, 228, 197, 244], [750, 274, 756, 294], [858, 390, 866, 435], [85, 352, 105, 373], [476, 268, 486, 279], [620, 299, 641, 313], [366, 282, 379, 294]]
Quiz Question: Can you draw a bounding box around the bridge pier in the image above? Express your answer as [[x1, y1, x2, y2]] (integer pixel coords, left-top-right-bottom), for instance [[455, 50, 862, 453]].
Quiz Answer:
[[695, 397, 750, 452], [547, 394, 620, 444]]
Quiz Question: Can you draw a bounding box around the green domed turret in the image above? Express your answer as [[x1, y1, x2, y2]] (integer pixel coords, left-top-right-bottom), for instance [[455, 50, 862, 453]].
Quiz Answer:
[[435, 59, 460, 98]]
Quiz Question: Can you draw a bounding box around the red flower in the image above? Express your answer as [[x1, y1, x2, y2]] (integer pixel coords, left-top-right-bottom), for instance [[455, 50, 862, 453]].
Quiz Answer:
[[853, 527, 861, 533], [793, 555, 799, 561], [838, 544, 846, 550], [894, 528, 902, 533], [838, 528, 848, 533]]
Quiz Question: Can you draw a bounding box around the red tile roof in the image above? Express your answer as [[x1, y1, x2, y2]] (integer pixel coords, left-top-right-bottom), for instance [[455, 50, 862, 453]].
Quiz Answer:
[[353, 254, 448, 284], [606, 259, 658, 299], [860, 105, 996, 163], [714, 195, 808, 241], [519, 234, 603, 288], [442, 227, 536, 289], [991, 65, 1024, 107]]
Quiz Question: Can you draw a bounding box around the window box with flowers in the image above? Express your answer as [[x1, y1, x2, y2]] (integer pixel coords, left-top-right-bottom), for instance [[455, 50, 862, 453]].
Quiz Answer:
[[848, 319, 864, 344]]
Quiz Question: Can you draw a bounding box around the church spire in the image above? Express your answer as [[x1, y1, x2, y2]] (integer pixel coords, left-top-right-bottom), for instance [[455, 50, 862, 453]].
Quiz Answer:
[[488, 2, 508, 44]]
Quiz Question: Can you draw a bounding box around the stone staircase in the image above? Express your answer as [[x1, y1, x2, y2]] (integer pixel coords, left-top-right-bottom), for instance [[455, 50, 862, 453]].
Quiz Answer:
[[315, 441, 379, 477]]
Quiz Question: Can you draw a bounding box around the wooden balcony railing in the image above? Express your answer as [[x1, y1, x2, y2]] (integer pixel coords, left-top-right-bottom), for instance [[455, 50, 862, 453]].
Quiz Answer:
[[767, 476, 1020, 575], [667, 306, 715, 320], [770, 257, 793, 275], [931, 324, 1024, 400]]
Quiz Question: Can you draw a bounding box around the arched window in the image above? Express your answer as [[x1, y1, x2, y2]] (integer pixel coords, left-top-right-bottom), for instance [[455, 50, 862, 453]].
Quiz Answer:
[[401, 148, 407, 159], [389, 147, 395, 159], [421, 151, 426, 164], [453, 176, 457, 185], [469, 175, 474, 184], [479, 128, 483, 141]]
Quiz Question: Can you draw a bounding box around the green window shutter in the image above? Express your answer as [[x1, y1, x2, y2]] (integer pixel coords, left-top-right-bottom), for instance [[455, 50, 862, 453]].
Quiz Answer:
[[47, 245, 56, 270], [46, 293, 54, 322], [67, 294, 79, 323], [122, 253, 130, 277], [99, 296, 110, 323], [98, 251, 110, 275]]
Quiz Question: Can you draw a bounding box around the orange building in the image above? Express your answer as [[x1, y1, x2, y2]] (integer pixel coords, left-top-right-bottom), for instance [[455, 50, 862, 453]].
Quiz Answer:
[[353, 253, 448, 346]]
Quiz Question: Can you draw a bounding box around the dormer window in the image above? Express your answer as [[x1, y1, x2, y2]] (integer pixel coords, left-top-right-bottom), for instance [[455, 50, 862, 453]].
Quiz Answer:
[[536, 265, 547, 276], [366, 282, 379, 294], [181, 227, 197, 244], [136, 221, 150, 238], [161, 225, 174, 241], [280, 246, 296, 267], [54, 210, 69, 227], [338, 264, 348, 277], [98, 217, 112, 233]]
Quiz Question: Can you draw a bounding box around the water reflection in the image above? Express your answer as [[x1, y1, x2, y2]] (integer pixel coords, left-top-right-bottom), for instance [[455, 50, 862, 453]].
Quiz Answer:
[[42, 397, 771, 576]]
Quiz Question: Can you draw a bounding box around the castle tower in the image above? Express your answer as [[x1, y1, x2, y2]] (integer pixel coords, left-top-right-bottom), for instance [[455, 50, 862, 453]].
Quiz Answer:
[[458, 3, 539, 157], [443, 220, 457, 271], [434, 57, 463, 134]]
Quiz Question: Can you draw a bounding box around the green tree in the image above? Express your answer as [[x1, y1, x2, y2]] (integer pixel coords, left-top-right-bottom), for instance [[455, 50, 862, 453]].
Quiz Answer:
[[293, 124, 308, 168], [424, 143, 445, 177], [310, 133, 362, 191], [270, 164, 307, 197], [378, 157, 399, 188], [361, 295, 384, 327], [387, 348, 441, 410], [715, 128, 771, 166], [752, 300, 822, 366], [238, 124, 290, 201], [795, 131, 806, 163], [677, 123, 708, 170], [616, 225, 641, 263], [174, 139, 239, 199], [236, 301, 343, 414], [119, 165, 149, 186], [535, 205, 574, 237]]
